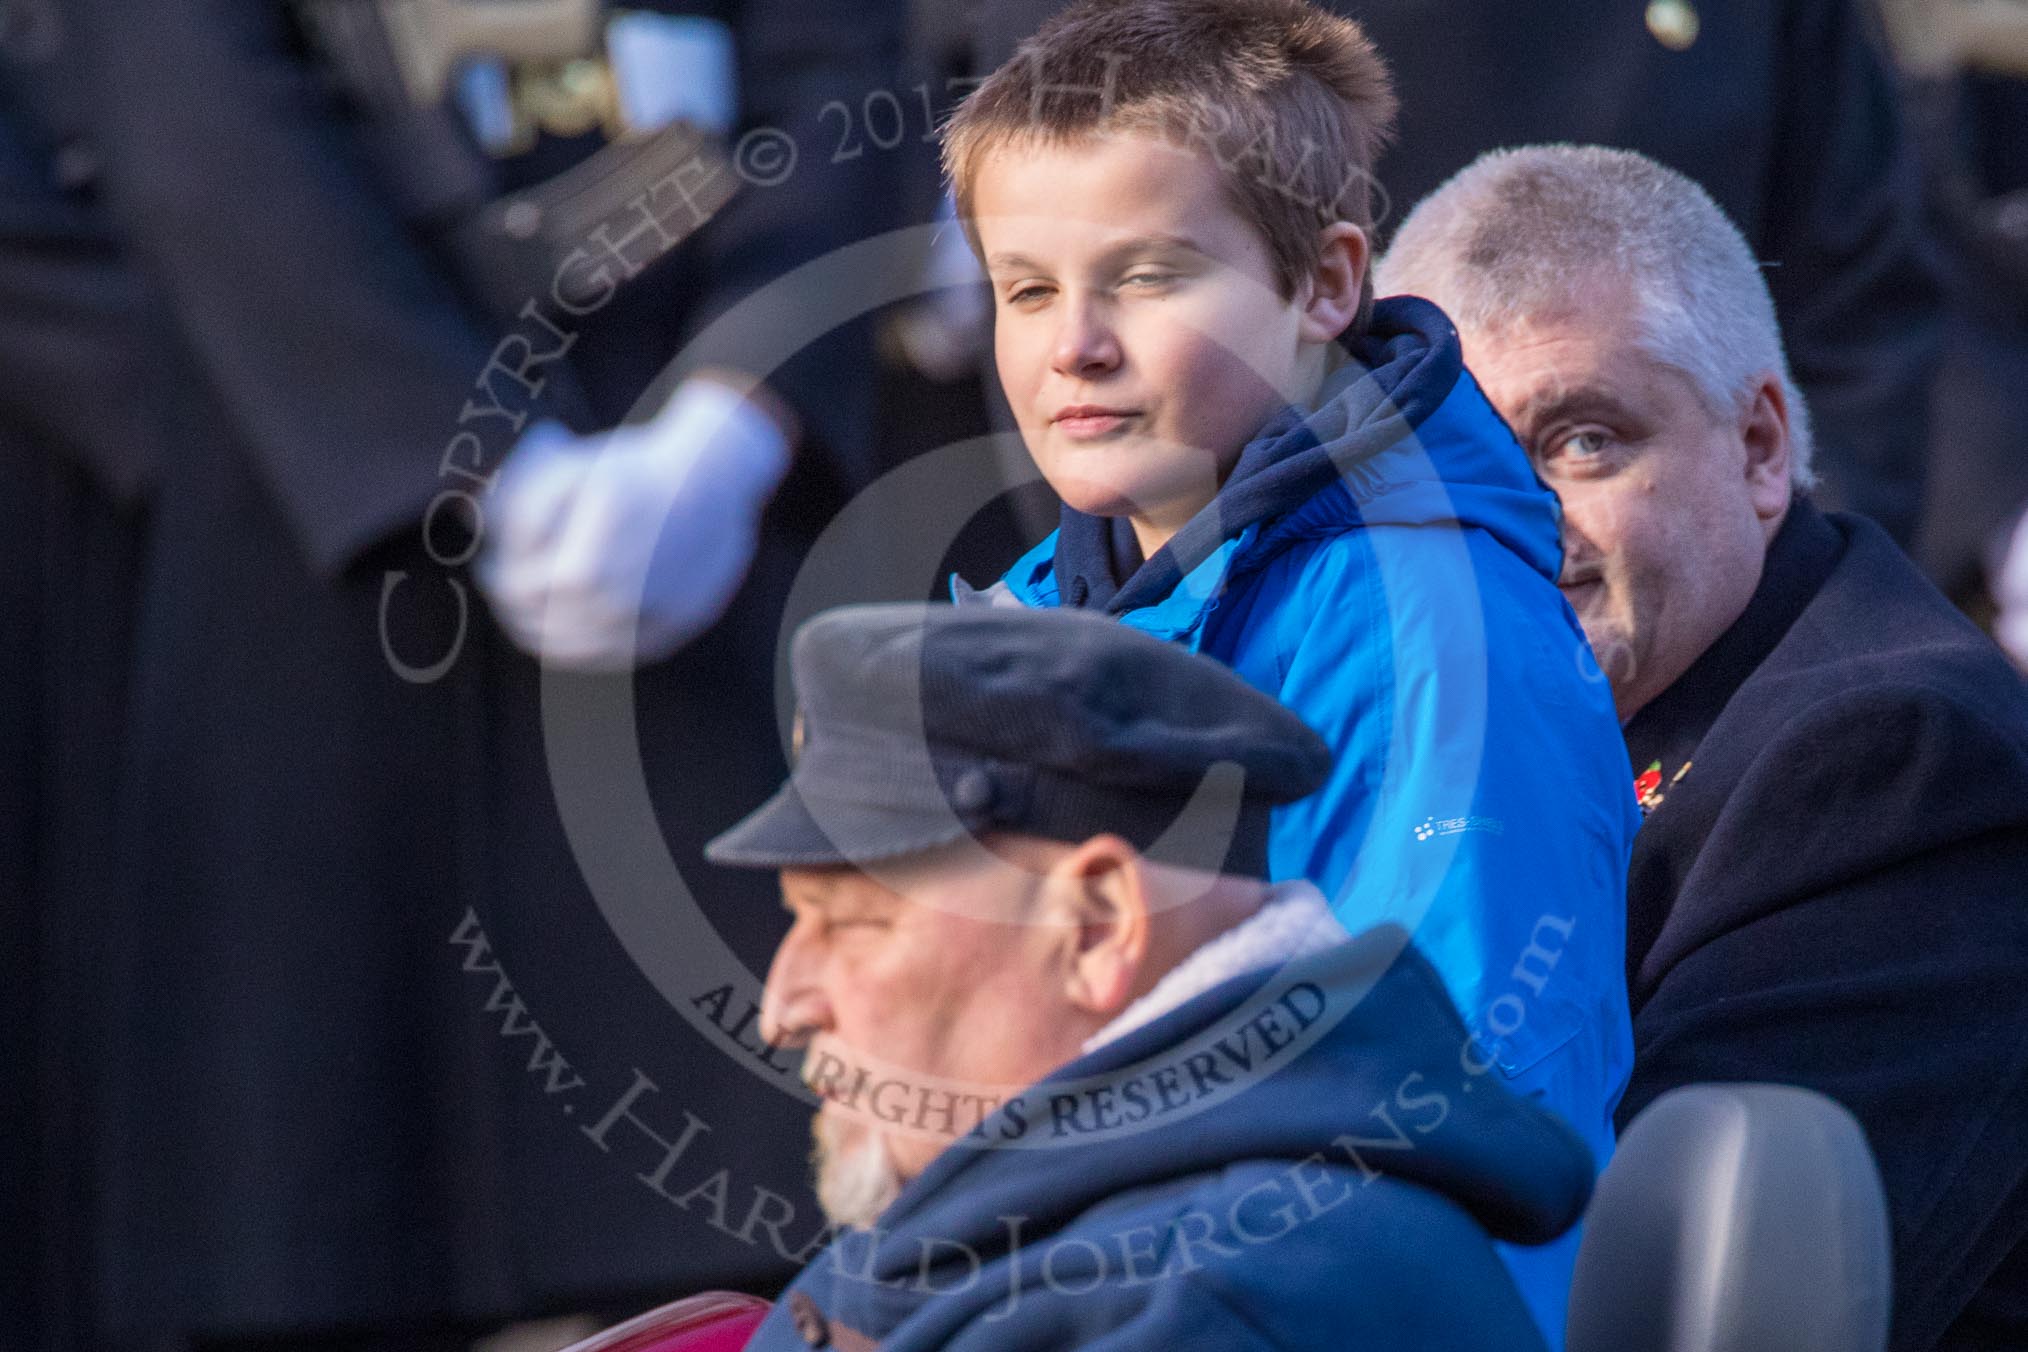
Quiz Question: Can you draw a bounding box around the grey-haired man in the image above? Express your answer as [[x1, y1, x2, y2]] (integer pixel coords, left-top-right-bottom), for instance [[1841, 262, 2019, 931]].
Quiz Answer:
[[706, 602, 1595, 1352], [1378, 144, 2028, 1352]]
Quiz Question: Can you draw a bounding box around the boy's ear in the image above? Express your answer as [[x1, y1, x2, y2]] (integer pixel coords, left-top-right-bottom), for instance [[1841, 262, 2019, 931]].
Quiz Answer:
[[1298, 222, 1369, 345]]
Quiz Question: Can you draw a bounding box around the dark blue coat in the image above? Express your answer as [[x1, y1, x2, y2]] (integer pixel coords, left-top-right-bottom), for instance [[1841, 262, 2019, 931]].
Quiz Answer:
[[0, 70, 167, 1352], [1617, 501, 2028, 1352], [749, 929, 1595, 1352]]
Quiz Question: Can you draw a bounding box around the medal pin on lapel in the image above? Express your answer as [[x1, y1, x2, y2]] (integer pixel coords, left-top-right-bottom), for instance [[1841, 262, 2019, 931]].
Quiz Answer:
[[1635, 759, 1692, 815]]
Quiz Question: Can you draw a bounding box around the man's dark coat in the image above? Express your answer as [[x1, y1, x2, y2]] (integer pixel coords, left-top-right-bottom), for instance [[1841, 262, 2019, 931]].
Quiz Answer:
[[1617, 500, 2028, 1352], [0, 66, 164, 1352]]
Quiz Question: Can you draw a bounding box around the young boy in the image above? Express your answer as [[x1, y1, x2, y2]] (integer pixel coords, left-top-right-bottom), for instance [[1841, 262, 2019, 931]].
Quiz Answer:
[[943, 1, 1640, 1338]]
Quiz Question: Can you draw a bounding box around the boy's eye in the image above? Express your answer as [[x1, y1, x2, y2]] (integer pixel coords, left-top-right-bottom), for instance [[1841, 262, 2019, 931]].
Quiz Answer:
[[1005, 283, 1053, 305], [1121, 270, 1174, 290]]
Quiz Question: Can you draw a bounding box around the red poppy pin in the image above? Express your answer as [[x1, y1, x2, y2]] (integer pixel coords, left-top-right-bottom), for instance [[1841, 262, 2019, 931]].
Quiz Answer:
[[1634, 759, 1691, 815]]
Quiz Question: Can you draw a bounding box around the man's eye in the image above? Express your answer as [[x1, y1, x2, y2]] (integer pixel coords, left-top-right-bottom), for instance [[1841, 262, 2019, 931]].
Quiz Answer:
[[1005, 284, 1051, 305], [1551, 429, 1612, 459], [1121, 270, 1173, 290]]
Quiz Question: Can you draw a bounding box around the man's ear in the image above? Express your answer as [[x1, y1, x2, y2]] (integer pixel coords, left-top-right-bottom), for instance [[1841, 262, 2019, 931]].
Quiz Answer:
[[1740, 372, 1794, 525], [1298, 222, 1369, 345], [1049, 834, 1151, 1019]]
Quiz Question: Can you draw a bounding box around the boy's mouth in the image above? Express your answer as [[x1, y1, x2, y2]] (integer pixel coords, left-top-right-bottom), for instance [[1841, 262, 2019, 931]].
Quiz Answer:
[[1052, 404, 1139, 439]]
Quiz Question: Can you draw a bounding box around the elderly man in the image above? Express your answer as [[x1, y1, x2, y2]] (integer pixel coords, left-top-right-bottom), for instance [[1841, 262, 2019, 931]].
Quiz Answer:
[[704, 603, 1594, 1351], [1377, 145, 2028, 1352]]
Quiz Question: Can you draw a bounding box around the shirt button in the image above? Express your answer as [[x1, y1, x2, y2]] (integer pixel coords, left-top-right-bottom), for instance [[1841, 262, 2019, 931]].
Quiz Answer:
[[501, 198, 543, 239], [1645, 0, 1699, 50], [789, 1291, 829, 1347]]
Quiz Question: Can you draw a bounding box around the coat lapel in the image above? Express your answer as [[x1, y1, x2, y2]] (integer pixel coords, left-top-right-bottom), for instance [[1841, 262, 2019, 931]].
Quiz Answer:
[[1621, 500, 1845, 977]]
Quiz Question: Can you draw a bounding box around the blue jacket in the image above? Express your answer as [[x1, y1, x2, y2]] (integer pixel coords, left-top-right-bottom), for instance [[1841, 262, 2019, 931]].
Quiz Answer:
[[970, 298, 1639, 1340], [746, 929, 1594, 1352]]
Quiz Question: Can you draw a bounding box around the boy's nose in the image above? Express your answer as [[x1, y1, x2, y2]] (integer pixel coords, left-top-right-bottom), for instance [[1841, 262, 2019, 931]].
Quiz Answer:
[[1049, 299, 1122, 380]]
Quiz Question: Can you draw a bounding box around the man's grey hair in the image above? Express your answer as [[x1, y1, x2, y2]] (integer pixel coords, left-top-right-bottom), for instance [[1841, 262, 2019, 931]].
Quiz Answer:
[[1375, 144, 1816, 488]]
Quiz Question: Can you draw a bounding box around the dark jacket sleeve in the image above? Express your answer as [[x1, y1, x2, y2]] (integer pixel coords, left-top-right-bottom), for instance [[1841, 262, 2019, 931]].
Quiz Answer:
[[0, 90, 160, 504], [1620, 686, 2028, 1352], [1763, 0, 1944, 542], [64, 0, 516, 577]]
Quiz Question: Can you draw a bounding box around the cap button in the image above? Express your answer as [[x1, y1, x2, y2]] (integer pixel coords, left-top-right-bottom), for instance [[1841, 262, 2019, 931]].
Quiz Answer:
[[950, 767, 995, 815], [789, 1291, 829, 1346]]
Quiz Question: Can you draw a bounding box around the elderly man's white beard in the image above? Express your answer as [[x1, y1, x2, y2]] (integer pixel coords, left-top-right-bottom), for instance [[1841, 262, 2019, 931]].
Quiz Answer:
[[812, 1107, 903, 1230]]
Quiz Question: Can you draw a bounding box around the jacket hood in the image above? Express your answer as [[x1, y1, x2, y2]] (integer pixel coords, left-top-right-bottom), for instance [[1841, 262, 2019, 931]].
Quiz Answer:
[[1006, 296, 1563, 621], [808, 926, 1595, 1336]]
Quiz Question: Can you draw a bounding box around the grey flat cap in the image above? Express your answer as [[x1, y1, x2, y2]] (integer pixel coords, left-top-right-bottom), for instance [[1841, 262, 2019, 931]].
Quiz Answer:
[[705, 603, 1332, 875]]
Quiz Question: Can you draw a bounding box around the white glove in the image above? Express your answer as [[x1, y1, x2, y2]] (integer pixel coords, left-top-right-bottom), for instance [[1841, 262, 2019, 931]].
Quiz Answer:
[[1998, 508, 2028, 672], [477, 375, 792, 671]]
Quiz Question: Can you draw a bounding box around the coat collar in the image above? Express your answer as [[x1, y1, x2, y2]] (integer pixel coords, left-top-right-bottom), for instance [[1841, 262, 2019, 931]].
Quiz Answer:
[[1081, 883, 1343, 1053]]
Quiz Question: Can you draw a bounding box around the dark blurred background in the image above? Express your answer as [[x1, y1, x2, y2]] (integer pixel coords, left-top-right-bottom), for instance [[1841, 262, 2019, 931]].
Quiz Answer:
[[1, 2, 2021, 1349]]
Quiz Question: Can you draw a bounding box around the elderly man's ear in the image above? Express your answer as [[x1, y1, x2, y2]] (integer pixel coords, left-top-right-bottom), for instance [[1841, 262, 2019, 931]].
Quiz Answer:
[[1741, 372, 1794, 528], [1044, 834, 1152, 1019]]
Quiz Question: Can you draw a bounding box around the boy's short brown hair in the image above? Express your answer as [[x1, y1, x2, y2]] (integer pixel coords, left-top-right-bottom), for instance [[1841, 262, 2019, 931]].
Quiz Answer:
[[941, 0, 1397, 305]]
